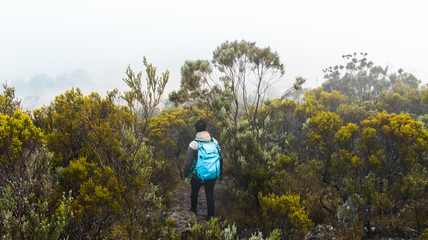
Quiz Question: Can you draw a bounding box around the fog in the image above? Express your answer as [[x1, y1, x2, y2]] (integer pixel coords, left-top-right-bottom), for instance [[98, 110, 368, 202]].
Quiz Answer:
[[1, 0, 427, 109]]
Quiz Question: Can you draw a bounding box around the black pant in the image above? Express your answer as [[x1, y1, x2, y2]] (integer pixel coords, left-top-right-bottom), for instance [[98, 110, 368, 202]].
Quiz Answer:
[[190, 176, 216, 218]]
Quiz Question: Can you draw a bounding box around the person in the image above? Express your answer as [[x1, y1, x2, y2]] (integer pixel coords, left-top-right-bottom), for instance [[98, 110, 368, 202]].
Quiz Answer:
[[183, 119, 222, 220]]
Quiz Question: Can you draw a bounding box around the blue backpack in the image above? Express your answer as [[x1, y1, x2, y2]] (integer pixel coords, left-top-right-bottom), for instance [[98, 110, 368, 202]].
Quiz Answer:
[[192, 138, 221, 182]]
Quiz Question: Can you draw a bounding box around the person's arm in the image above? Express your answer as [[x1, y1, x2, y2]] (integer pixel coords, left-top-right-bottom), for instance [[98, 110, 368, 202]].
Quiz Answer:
[[183, 146, 197, 179]]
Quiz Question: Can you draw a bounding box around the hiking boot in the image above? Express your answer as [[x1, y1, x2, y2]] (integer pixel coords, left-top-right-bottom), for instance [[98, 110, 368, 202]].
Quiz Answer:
[[189, 208, 197, 215]]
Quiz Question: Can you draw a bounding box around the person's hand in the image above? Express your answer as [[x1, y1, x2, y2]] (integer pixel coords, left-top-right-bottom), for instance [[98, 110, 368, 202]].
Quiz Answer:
[[218, 177, 223, 184]]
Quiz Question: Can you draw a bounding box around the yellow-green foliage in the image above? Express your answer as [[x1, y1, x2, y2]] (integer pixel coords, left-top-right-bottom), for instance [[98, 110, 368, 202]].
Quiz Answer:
[[0, 185, 73, 240], [308, 111, 343, 147], [0, 109, 74, 239], [76, 167, 122, 216], [63, 157, 122, 223], [275, 155, 292, 169], [334, 123, 359, 144], [3, 48, 428, 239], [252, 98, 297, 131], [146, 107, 207, 173], [336, 101, 377, 125], [33, 88, 134, 167], [0, 111, 43, 164], [259, 192, 313, 234], [189, 217, 227, 240], [42, 88, 172, 239], [294, 88, 347, 121], [32, 191, 74, 240], [318, 90, 348, 112], [294, 88, 325, 120], [338, 149, 361, 168], [63, 157, 93, 186], [145, 107, 210, 199], [421, 228, 428, 240], [361, 113, 428, 168], [0, 83, 21, 116], [359, 127, 376, 152], [377, 79, 422, 114]]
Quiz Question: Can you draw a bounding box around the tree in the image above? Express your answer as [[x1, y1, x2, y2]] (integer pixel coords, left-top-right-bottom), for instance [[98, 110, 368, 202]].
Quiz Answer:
[[359, 113, 428, 185], [306, 111, 343, 184], [336, 101, 377, 125], [170, 40, 303, 137], [122, 56, 169, 136], [169, 40, 306, 231], [170, 40, 303, 190], [354, 113, 428, 236], [377, 79, 423, 115], [389, 68, 421, 90], [0, 82, 21, 116], [322, 53, 391, 102]]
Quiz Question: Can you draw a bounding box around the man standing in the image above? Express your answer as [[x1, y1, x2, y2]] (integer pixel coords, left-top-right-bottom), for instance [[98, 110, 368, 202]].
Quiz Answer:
[[183, 119, 222, 220]]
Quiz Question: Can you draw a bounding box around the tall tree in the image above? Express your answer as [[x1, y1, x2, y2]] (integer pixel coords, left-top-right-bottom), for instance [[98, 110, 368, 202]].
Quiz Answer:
[[169, 40, 304, 194], [322, 53, 391, 102]]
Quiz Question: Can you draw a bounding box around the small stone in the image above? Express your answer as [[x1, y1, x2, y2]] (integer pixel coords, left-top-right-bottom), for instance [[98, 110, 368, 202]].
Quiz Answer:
[[305, 224, 337, 240]]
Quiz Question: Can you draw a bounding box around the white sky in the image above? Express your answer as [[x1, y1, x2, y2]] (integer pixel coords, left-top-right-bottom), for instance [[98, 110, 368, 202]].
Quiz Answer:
[[1, 0, 427, 109]]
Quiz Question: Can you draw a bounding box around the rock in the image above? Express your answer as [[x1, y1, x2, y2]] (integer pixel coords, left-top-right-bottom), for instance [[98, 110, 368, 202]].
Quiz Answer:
[[337, 195, 360, 228], [305, 224, 337, 240], [168, 207, 196, 234]]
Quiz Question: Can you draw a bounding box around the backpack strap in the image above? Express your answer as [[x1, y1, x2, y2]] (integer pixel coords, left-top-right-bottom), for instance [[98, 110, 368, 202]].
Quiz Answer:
[[195, 139, 202, 148], [190, 139, 201, 176]]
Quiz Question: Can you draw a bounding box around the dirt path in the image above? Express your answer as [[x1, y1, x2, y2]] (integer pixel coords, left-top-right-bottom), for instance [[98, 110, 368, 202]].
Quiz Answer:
[[168, 180, 222, 234]]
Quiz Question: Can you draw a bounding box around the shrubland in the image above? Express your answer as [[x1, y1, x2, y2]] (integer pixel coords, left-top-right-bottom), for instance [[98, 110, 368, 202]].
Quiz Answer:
[[1, 43, 427, 239]]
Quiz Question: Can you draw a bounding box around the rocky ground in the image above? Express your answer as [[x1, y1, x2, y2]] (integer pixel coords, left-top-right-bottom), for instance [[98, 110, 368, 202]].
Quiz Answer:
[[168, 180, 222, 234]]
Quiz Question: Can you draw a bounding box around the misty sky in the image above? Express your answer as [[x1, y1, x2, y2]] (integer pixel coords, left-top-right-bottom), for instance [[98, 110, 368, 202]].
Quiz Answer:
[[1, 0, 427, 109]]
